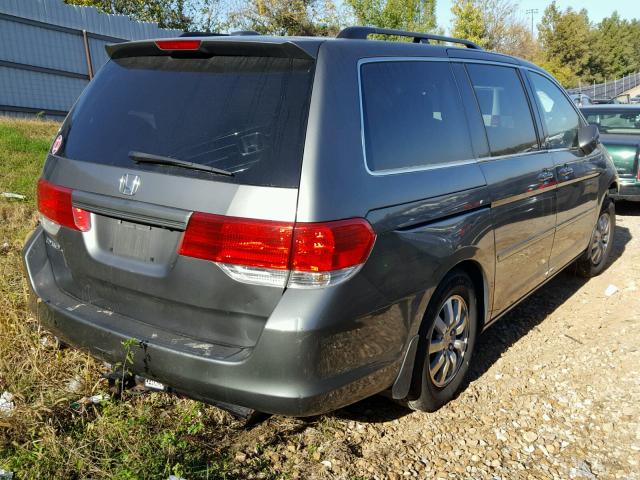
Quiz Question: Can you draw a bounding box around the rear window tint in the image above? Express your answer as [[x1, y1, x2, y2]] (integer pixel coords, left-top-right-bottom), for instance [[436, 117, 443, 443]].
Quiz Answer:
[[360, 61, 474, 172], [59, 55, 314, 188], [466, 64, 539, 157]]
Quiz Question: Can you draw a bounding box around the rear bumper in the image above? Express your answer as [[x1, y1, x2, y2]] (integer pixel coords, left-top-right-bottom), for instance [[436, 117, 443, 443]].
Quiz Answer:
[[23, 227, 403, 416], [612, 180, 640, 201]]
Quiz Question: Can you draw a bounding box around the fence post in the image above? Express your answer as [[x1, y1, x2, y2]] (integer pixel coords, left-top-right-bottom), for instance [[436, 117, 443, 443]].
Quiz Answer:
[[81, 29, 94, 80]]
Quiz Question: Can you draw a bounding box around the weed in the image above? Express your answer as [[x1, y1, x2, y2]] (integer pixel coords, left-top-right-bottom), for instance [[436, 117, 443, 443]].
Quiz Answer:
[[0, 118, 286, 479]]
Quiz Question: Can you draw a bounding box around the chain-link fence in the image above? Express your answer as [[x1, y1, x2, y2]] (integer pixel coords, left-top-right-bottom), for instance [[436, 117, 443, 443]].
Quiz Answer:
[[567, 72, 640, 100]]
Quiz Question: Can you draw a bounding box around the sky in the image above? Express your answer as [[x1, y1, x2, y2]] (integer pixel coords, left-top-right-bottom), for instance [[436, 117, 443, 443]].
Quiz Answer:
[[436, 0, 639, 34]]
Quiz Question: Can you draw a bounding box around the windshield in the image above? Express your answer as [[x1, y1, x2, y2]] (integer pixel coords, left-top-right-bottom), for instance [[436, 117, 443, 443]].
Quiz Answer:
[[584, 110, 640, 135], [58, 55, 315, 188]]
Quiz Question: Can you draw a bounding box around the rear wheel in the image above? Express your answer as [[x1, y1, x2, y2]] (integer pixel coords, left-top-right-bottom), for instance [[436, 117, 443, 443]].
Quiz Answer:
[[408, 271, 478, 412], [576, 198, 615, 278]]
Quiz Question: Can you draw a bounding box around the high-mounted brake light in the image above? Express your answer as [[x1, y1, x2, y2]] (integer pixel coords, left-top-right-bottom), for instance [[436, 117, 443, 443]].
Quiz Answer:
[[155, 40, 202, 51], [37, 179, 91, 232], [178, 214, 376, 288]]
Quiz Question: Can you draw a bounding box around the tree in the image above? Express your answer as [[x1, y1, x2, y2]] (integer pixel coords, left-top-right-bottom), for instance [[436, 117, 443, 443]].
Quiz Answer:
[[65, 0, 225, 31], [498, 21, 538, 60], [451, 0, 487, 48], [229, 0, 340, 36], [346, 0, 437, 33], [589, 12, 635, 82], [629, 20, 640, 74], [537, 2, 593, 82], [450, 0, 537, 60], [477, 0, 518, 52]]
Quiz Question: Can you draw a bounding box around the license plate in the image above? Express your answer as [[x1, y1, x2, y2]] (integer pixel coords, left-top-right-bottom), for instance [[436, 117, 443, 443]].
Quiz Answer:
[[113, 221, 152, 260], [144, 378, 165, 391]]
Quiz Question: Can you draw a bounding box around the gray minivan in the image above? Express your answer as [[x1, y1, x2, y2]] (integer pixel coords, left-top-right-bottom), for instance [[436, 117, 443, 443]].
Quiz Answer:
[[23, 27, 619, 416]]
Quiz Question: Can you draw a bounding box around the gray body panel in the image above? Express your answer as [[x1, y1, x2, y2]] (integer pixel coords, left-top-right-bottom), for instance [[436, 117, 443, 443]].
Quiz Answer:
[[23, 34, 618, 416]]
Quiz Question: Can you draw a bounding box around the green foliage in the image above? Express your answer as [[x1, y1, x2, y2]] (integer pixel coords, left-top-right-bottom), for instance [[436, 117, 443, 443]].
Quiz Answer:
[[589, 12, 636, 82], [346, 0, 436, 33], [451, 0, 487, 48], [537, 3, 640, 87], [450, 0, 537, 59], [4, 397, 236, 479], [63, 0, 206, 30], [230, 0, 341, 36], [538, 2, 592, 81]]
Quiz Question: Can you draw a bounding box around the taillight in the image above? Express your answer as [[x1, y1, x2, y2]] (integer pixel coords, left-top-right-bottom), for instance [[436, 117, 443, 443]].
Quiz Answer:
[[288, 219, 376, 288], [37, 179, 91, 232], [178, 213, 293, 270], [179, 214, 376, 288], [155, 40, 201, 51]]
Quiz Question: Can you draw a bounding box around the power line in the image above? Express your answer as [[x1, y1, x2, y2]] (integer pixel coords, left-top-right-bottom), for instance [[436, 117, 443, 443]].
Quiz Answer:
[[525, 8, 539, 36]]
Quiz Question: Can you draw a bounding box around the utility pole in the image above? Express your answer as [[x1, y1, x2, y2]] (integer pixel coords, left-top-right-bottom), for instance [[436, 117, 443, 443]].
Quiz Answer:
[[525, 8, 539, 36]]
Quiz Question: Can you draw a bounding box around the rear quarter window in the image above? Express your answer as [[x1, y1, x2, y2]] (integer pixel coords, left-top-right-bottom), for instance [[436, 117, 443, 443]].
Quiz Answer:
[[465, 64, 539, 157], [360, 60, 474, 173], [59, 55, 315, 188]]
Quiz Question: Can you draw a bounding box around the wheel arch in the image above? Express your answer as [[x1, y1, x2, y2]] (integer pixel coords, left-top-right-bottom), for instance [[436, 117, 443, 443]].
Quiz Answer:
[[451, 259, 489, 330], [391, 257, 491, 401]]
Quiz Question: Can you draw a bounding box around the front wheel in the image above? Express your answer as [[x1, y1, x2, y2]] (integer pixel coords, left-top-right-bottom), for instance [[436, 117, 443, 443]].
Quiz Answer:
[[576, 198, 615, 278], [408, 270, 478, 412]]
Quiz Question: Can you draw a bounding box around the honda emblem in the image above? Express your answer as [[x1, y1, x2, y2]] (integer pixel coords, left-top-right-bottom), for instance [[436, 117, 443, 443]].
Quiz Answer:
[[118, 174, 141, 196]]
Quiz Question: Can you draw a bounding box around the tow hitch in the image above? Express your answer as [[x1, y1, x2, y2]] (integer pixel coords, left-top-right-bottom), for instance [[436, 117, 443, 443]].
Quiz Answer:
[[103, 369, 270, 425]]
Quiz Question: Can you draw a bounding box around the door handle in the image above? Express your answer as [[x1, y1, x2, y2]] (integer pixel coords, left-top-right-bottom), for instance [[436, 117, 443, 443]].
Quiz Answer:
[[537, 170, 554, 183], [558, 166, 574, 177]]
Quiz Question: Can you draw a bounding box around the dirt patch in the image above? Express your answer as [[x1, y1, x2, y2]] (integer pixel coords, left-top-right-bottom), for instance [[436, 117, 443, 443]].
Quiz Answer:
[[232, 202, 640, 479]]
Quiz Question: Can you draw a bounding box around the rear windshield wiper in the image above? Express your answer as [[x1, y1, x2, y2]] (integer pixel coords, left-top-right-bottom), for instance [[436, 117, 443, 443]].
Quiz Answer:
[[129, 151, 234, 177]]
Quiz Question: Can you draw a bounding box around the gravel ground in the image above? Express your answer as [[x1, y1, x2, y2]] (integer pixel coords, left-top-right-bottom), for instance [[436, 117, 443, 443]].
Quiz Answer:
[[227, 202, 640, 480]]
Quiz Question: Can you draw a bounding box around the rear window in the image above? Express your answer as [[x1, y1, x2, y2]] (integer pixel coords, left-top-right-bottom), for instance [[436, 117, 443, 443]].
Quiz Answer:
[[59, 55, 314, 188], [583, 110, 640, 135]]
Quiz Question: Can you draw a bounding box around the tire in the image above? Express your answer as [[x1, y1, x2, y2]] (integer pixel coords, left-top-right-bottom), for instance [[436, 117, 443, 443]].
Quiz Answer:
[[576, 197, 615, 278], [408, 270, 478, 412]]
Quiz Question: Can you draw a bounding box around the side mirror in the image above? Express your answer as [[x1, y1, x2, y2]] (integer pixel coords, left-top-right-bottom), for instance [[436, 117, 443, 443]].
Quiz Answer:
[[578, 124, 599, 155]]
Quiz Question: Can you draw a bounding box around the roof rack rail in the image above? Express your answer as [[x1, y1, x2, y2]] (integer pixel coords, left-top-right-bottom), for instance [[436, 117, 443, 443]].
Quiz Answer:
[[180, 31, 228, 37], [337, 26, 483, 50]]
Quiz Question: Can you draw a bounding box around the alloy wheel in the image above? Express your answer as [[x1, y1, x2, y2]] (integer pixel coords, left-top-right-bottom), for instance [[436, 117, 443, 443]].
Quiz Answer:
[[590, 212, 611, 265], [428, 294, 470, 388]]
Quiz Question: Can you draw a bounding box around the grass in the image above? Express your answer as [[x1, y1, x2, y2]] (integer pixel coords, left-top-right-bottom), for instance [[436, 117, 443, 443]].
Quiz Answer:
[[0, 118, 297, 479], [0, 118, 56, 208]]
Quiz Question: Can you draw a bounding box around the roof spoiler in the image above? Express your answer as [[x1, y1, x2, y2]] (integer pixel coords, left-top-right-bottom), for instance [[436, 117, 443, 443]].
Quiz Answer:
[[105, 39, 315, 60]]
